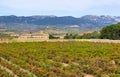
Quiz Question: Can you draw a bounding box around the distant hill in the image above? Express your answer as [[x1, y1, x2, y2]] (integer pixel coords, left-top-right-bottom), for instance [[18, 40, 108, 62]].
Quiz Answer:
[[0, 15, 119, 32]]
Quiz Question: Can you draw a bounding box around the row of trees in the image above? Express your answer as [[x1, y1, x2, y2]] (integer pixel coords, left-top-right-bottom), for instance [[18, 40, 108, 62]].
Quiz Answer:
[[64, 33, 80, 39], [64, 31, 100, 39]]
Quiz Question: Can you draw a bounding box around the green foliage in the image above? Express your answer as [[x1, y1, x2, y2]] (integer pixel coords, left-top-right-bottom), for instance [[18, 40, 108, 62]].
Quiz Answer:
[[100, 23, 120, 40], [49, 34, 60, 39], [64, 31, 100, 39], [81, 31, 100, 39], [64, 33, 81, 39]]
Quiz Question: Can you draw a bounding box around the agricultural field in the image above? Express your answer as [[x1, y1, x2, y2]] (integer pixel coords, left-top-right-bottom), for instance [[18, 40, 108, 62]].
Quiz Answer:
[[0, 41, 120, 77]]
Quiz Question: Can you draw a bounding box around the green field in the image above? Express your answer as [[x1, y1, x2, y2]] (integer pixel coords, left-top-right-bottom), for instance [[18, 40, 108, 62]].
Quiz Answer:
[[0, 41, 120, 77]]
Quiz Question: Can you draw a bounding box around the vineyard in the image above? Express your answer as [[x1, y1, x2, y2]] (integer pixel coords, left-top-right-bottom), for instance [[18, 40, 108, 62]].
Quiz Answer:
[[0, 41, 120, 77]]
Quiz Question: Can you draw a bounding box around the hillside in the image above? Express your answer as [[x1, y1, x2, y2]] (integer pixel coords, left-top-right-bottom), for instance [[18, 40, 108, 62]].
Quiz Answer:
[[0, 15, 119, 32]]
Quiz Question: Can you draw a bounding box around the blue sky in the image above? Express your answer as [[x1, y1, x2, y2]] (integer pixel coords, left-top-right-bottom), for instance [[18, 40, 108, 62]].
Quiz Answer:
[[0, 0, 120, 17]]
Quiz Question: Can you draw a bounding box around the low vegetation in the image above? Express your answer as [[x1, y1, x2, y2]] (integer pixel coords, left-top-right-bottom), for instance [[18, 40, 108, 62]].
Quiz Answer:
[[0, 33, 14, 40], [0, 67, 13, 77], [0, 41, 120, 77]]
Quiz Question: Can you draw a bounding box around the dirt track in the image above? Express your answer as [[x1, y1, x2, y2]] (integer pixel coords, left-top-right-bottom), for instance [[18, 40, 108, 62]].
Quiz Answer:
[[1, 39, 120, 43], [78, 39, 120, 43]]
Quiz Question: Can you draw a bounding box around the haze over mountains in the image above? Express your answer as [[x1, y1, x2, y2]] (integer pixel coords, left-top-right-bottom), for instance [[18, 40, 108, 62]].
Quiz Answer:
[[0, 15, 120, 32]]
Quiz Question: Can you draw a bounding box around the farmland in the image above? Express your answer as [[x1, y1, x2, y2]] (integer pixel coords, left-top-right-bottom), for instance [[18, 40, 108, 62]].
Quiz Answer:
[[0, 41, 120, 77]]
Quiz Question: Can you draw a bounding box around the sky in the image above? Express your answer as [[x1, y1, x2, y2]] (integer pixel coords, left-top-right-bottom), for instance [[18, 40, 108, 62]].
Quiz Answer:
[[0, 0, 120, 17]]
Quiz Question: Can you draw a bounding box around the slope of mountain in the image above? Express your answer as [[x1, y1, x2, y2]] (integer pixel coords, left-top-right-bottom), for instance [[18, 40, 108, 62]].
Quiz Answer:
[[0, 15, 119, 32]]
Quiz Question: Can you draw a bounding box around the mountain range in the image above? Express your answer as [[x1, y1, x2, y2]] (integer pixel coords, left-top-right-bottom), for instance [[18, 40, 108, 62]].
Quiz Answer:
[[0, 15, 120, 33]]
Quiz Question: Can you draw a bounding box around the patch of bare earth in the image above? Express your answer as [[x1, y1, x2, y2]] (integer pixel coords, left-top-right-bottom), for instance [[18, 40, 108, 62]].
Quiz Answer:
[[84, 74, 95, 77]]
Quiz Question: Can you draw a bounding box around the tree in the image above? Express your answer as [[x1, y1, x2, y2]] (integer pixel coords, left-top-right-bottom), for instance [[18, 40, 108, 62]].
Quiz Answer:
[[100, 23, 120, 40], [49, 34, 60, 39], [64, 33, 81, 39]]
